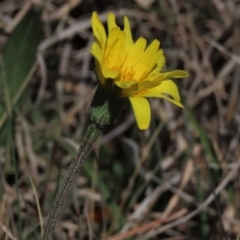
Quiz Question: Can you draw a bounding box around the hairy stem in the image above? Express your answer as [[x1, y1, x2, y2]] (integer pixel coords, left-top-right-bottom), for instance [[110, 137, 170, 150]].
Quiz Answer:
[[43, 123, 102, 240]]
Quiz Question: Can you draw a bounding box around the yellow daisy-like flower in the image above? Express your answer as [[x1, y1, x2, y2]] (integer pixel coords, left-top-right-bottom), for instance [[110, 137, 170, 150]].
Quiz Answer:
[[90, 12, 188, 130]]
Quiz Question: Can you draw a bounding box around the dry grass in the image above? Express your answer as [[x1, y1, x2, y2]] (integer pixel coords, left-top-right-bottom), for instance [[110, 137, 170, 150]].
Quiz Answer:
[[1, 0, 240, 239]]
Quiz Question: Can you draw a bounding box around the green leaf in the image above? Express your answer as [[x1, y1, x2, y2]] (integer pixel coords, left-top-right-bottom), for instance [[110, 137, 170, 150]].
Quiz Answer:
[[0, 7, 42, 144]]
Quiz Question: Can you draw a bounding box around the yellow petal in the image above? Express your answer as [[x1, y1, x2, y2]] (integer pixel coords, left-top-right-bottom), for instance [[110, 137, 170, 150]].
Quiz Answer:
[[90, 42, 104, 64], [159, 80, 180, 102], [90, 42, 105, 84], [94, 60, 105, 84], [115, 80, 138, 97], [137, 80, 156, 92], [108, 13, 118, 32], [134, 40, 161, 80], [160, 94, 183, 108], [144, 73, 162, 81], [102, 67, 119, 79], [124, 16, 133, 50], [139, 80, 180, 102], [144, 39, 160, 55], [115, 80, 137, 88], [137, 82, 183, 108], [92, 12, 106, 49], [122, 37, 146, 71], [129, 97, 151, 130], [105, 28, 127, 69], [151, 54, 166, 74], [161, 70, 188, 79]]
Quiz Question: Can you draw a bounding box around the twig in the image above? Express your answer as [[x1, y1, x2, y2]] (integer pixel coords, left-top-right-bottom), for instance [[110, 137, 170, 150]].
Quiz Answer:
[[36, 53, 48, 105], [28, 174, 44, 238], [141, 159, 240, 239], [0, 222, 18, 240]]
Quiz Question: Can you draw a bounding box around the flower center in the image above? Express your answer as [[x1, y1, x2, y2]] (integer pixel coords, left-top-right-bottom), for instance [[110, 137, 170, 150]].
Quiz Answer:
[[103, 52, 137, 82], [119, 66, 135, 81]]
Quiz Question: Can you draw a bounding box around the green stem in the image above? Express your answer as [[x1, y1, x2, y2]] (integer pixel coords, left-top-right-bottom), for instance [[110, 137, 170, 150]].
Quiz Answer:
[[43, 82, 126, 240], [43, 123, 102, 240]]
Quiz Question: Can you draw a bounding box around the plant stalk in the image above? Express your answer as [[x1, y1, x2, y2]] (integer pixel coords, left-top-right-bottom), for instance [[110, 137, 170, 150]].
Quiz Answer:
[[43, 123, 102, 240]]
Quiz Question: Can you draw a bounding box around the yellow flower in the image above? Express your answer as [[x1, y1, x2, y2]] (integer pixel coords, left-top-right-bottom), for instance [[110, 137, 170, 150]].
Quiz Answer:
[[90, 12, 188, 130]]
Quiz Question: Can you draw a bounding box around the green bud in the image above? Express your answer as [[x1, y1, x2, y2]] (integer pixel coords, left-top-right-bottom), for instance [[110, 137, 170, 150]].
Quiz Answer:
[[88, 79, 128, 129]]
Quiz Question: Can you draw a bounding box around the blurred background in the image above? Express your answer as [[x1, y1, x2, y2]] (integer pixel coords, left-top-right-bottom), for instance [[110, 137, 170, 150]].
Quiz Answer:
[[0, 0, 240, 239]]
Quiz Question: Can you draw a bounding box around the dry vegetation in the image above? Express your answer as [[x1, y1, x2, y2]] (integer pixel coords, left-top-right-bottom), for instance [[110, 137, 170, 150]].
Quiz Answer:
[[0, 0, 240, 239]]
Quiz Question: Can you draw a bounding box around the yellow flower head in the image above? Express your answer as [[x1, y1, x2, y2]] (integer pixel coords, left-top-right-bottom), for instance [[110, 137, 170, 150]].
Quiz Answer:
[[90, 12, 188, 130]]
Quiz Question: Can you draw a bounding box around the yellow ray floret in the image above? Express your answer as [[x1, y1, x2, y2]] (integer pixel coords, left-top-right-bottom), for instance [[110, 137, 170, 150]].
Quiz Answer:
[[90, 12, 188, 130]]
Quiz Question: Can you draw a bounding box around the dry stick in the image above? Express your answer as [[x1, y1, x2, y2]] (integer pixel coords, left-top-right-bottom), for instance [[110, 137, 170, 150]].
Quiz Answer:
[[0, 222, 18, 240], [142, 159, 240, 240], [43, 123, 102, 240]]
